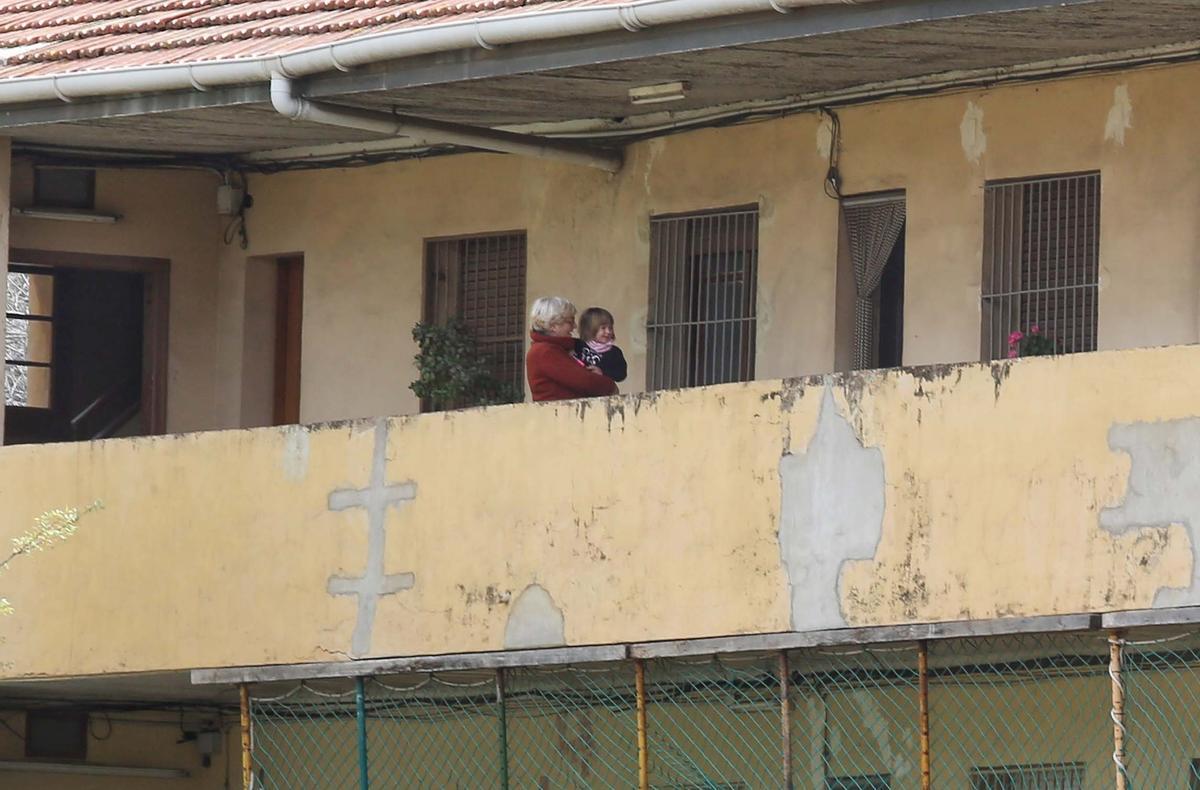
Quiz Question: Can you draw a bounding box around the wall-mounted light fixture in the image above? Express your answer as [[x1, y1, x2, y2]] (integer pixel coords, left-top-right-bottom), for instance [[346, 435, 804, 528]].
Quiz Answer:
[[628, 81, 689, 105], [11, 207, 120, 223]]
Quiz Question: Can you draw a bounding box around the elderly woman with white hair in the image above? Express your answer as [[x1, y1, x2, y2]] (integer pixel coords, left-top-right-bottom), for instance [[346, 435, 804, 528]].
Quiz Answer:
[[525, 296, 618, 402]]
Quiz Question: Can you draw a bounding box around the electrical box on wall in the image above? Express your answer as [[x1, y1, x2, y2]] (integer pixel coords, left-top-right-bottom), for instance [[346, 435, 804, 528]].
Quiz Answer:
[[216, 184, 245, 215]]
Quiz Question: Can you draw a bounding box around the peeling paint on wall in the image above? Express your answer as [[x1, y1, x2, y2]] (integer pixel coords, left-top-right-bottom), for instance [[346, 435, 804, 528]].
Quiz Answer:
[[1100, 418, 1200, 607], [280, 426, 310, 482], [779, 387, 886, 631], [816, 115, 834, 160], [960, 102, 987, 165], [1104, 84, 1133, 146], [504, 583, 566, 649]]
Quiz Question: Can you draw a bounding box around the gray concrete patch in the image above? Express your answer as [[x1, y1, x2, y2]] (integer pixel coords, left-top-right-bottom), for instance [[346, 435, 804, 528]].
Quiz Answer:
[[504, 584, 566, 649], [1100, 418, 1200, 607], [327, 421, 417, 658], [779, 386, 886, 631]]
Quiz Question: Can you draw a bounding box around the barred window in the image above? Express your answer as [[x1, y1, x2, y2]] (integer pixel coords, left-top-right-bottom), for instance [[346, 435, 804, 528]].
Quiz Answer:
[[647, 206, 758, 390], [423, 232, 526, 406], [981, 172, 1099, 360], [970, 762, 1084, 789], [5, 266, 55, 408]]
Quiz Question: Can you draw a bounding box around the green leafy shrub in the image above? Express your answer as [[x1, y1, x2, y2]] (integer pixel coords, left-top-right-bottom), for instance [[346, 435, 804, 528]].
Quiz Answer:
[[410, 320, 521, 411]]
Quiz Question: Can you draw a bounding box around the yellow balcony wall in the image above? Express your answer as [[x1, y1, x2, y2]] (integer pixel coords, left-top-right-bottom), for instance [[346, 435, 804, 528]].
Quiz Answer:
[[1, 345, 1197, 679]]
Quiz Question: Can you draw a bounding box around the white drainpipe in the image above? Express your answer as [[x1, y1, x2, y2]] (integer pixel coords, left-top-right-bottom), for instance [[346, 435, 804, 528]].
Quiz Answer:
[[268, 75, 623, 171], [0, 0, 874, 105]]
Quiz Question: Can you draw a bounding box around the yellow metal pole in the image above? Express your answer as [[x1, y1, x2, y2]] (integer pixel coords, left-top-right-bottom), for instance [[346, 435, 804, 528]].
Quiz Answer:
[[1110, 631, 1127, 790], [240, 684, 253, 790], [779, 651, 793, 789], [918, 640, 931, 790], [635, 659, 649, 790]]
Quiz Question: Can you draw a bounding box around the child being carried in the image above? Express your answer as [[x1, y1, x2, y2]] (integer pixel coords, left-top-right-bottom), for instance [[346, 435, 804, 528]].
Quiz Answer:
[[575, 307, 627, 384]]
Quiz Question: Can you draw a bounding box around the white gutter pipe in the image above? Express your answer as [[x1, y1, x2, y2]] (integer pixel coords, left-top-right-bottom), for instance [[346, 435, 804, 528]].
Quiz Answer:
[[268, 75, 623, 171], [0, 0, 874, 106]]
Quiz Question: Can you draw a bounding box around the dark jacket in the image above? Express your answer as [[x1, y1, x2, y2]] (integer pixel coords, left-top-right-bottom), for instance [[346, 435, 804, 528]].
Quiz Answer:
[[574, 340, 628, 383], [526, 332, 618, 402]]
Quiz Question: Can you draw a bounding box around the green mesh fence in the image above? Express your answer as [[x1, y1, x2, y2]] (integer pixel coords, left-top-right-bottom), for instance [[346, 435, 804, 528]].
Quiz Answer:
[[645, 654, 782, 787], [365, 671, 501, 788], [1120, 629, 1200, 788], [506, 663, 638, 788], [246, 629, 1200, 789], [927, 633, 1113, 790], [251, 681, 361, 789], [788, 643, 920, 789]]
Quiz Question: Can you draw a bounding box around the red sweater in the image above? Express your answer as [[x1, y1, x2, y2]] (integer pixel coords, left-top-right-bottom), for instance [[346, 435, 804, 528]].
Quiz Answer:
[[526, 332, 618, 402]]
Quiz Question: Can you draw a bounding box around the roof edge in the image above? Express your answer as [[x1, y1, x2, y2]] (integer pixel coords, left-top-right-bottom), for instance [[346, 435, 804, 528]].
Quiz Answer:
[[0, 0, 878, 106]]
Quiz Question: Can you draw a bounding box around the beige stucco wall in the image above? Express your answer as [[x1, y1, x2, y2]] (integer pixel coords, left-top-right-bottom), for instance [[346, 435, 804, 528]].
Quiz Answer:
[[7, 63, 1199, 431], [0, 345, 1197, 679], [224, 61, 1200, 423]]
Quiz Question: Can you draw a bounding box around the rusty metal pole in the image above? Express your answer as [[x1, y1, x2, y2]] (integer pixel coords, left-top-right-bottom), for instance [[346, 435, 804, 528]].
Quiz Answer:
[[918, 640, 931, 790], [239, 684, 253, 790], [1110, 631, 1127, 790], [635, 659, 650, 790], [779, 651, 793, 789]]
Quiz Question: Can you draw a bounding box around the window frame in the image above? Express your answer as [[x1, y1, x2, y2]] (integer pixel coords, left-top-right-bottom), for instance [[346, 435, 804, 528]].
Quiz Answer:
[[5, 265, 56, 411], [646, 204, 759, 391], [980, 171, 1100, 361], [421, 230, 528, 410]]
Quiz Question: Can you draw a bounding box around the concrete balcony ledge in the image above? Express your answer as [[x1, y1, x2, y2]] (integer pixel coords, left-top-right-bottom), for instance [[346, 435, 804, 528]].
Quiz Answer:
[[3, 345, 1199, 680]]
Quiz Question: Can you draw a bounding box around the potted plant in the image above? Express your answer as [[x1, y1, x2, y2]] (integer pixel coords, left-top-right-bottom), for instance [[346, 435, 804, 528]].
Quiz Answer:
[[1007, 325, 1055, 358]]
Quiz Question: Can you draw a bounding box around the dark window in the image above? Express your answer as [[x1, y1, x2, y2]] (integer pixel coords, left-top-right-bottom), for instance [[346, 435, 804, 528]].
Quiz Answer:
[[970, 762, 1084, 789], [647, 206, 758, 389], [25, 709, 88, 760], [981, 172, 1099, 360], [423, 232, 527, 408], [840, 192, 906, 370], [33, 167, 95, 210]]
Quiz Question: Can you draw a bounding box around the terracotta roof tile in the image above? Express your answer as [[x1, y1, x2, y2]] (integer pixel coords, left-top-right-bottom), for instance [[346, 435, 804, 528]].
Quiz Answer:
[[0, 0, 625, 78]]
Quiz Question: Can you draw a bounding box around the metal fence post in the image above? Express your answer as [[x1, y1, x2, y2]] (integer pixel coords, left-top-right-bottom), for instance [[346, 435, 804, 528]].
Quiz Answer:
[[355, 677, 369, 790], [1110, 631, 1128, 790], [635, 658, 650, 790], [779, 651, 793, 789], [918, 640, 931, 790], [239, 684, 253, 790], [496, 669, 510, 790]]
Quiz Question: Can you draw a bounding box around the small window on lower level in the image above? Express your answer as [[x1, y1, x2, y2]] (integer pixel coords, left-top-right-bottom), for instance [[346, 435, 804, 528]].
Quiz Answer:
[[25, 709, 88, 761], [827, 774, 891, 789], [971, 762, 1084, 789]]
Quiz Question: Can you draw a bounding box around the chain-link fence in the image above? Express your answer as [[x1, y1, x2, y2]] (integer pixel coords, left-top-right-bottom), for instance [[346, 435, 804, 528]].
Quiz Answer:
[[246, 627, 1200, 789]]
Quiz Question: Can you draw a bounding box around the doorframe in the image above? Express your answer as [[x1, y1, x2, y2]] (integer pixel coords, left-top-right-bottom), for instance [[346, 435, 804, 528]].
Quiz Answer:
[[272, 255, 303, 426], [9, 248, 170, 435]]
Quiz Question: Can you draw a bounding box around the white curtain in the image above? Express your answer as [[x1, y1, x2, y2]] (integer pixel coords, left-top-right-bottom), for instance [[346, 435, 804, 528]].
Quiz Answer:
[[843, 197, 906, 369]]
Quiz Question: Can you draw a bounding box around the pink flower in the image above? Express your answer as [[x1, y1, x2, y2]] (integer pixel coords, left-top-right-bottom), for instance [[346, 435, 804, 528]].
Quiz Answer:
[[1008, 330, 1024, 346], [1007, 348, 1019, 359], [1030, 324, 1041, 334]]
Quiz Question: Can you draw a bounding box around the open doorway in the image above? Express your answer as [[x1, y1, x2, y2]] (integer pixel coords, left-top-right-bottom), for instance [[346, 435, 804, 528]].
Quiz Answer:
[[240, 255, 303, 428], [834, 192, 906, 370], [4, 250, 168, 445]]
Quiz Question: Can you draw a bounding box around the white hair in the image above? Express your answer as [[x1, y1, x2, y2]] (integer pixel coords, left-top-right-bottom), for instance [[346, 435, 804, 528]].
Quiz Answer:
[[529, 296, 576, 332]]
